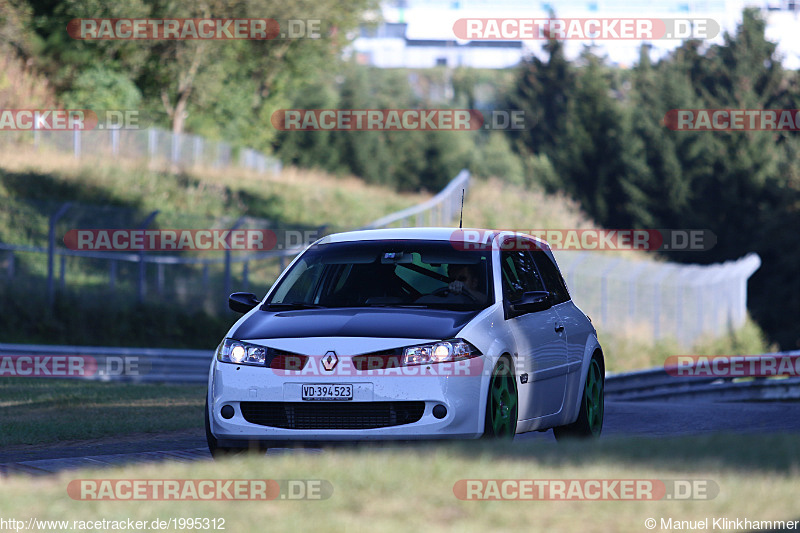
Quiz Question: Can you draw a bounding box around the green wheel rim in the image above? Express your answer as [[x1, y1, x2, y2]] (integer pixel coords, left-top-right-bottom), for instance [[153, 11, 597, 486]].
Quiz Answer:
[[489, 365, 517, 437], [584, 358, 604, 436]]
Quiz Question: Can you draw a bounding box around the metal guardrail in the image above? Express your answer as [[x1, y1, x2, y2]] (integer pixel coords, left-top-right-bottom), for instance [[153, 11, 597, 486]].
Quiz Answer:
[[360, 169, 470, 229], [0, 342, 212, 384], [606, 351, 800, 402]]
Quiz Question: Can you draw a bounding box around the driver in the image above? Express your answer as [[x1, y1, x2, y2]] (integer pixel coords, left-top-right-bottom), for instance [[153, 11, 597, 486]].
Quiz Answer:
[[447, 263, 487, 303]]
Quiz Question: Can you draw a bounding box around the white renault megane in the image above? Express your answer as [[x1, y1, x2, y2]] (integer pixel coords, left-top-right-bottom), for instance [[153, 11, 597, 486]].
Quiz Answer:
[[205, 227, 604, 456]]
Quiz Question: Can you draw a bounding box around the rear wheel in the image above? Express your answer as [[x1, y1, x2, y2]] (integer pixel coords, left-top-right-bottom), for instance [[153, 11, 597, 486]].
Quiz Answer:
[[554, 352, 604, 440], [482, 357, 518, 438], [205, 398, 267, 458]]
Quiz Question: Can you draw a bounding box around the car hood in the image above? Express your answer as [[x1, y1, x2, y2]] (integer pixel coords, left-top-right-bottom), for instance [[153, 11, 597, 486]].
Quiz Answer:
[[231, 307, 480, 341]]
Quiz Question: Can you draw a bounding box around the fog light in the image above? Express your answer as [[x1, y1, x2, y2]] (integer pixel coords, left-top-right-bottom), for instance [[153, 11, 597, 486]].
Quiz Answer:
[[220, 405, 235, 419], [432, 404, 447, 419]]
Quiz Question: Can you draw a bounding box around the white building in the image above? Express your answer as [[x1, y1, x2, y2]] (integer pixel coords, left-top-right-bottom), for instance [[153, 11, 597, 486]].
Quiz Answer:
[[351, 0, 800, 68]]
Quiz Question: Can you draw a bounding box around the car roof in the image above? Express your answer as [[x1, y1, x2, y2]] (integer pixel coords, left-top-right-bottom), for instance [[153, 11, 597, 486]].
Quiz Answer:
[[317, 227, 551, 251]]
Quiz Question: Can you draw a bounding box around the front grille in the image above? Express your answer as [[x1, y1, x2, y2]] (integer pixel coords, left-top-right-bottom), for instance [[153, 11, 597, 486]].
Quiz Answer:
[[239, 401, 426, 430]]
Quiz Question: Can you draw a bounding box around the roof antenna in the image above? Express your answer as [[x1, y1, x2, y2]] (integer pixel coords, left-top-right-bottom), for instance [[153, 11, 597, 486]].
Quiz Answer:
[[459, 188, 465, 229]]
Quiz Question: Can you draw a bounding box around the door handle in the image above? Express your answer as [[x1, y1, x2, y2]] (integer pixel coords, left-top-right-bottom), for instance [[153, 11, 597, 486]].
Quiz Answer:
[[554, 323, 565, 333]]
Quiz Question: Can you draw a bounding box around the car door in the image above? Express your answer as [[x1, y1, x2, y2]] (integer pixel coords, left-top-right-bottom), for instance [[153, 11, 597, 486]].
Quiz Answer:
[[500, 245, 568, 419], [531, 249, 593, 380]]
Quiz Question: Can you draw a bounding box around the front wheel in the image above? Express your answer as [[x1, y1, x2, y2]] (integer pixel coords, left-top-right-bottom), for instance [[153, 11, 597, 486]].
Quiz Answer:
[[553, 352, 604, 440], [482, 357, 518, 438]]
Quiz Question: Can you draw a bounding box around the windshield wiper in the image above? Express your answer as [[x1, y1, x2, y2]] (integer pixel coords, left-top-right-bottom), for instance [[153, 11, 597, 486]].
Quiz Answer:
[[265, 302, 326, 309]]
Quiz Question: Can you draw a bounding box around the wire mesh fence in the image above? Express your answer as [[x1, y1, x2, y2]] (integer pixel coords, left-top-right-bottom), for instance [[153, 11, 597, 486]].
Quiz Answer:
[[553, 250, 761, 345], [0, 200, 322, 314], [1, 127, 281, 175]]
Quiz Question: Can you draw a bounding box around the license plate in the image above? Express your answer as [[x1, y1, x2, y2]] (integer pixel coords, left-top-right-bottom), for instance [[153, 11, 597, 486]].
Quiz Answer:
[[302, 384, 353, 401]]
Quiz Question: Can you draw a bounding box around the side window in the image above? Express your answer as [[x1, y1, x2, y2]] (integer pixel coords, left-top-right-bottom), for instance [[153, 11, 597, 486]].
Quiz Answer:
[[500, 249, 545, 301], [531, 251, 570, 304]]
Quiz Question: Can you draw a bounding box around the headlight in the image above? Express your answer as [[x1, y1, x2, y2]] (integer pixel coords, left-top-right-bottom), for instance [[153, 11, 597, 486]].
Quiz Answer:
[[402, 339, 480, 366], [216, 339, 266, 366]]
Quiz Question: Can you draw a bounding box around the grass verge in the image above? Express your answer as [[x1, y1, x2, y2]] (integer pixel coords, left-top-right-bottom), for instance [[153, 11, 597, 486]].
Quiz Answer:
[[0, 378, 205, 446], [0, 435, 798, 532], [600, 317, 774, 374]]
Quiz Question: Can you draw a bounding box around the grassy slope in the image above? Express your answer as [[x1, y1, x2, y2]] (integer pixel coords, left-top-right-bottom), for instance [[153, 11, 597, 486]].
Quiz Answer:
[[0, 149, 429, 231]]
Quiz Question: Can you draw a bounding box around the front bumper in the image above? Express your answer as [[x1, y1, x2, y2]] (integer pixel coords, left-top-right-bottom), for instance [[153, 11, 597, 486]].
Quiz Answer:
[[208, 356, 489, 443]]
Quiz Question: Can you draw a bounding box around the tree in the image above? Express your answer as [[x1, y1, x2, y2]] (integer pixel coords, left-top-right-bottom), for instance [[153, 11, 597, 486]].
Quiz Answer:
[[553, 48, 635, 226], [508, 36, 575, 159], [26, 0, 376, 146]]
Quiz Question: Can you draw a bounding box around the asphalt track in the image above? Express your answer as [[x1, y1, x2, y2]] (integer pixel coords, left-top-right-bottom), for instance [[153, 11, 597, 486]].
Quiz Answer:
[[1, 400, 799, 476]]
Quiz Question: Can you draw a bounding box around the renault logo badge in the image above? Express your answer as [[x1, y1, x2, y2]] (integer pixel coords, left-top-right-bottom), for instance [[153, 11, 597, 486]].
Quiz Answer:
[[322, 351, 338, 371]]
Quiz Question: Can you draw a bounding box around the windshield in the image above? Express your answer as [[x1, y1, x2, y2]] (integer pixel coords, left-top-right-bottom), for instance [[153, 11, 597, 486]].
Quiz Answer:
[[266, 240, 494, 311]]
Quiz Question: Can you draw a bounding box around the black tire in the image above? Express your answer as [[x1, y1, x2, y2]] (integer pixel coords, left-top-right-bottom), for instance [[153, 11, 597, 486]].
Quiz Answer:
[[482, 356, 518, 439], [205, 398, 267, 458], [553, 352, 604, 441]]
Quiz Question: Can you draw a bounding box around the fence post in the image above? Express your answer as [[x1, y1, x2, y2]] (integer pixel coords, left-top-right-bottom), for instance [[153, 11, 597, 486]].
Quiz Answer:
[[147, 129, 158, 162], [564, 252, 589, 297], [157, 263, 165, 295], [675, 268, 693, 342], [193, 136, 203, 167], [650, 267, 674, 341], [171, 132, 181, 166], [59, 254, 66, 290], [599, 259, 622, 327], [627, 262, 648, 321], [111, 129, 120, 157], [109, 260, 117, 292], [47, 202, 72, 309], [73, 129, 81, 159], [695, 274, 706, 341], [137, 210, 160, 303], [225, 217, 246, 300]]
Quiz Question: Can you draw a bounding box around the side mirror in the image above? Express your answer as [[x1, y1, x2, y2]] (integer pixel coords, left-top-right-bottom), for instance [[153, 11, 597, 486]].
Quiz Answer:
[[509, 291, 552, 316], [229, 292, 261, 313]]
